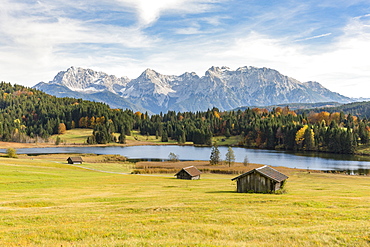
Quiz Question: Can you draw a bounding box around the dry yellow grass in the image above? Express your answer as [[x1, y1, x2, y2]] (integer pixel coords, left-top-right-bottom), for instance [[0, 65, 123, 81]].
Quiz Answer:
[[0, 155, 369, 246]]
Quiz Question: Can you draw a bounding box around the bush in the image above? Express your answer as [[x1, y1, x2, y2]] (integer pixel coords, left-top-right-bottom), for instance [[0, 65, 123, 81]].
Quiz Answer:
[[6, 148, 17, 158], [55, 136, 61, 145]]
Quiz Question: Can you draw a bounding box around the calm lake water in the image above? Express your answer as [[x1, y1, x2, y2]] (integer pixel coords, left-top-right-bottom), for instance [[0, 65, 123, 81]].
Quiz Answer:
[[3, 145, 370, 174]]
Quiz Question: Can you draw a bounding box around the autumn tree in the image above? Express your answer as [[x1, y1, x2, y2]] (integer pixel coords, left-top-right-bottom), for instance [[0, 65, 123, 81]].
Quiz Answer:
[[58, 123, 67, 134], [6, 148, 17, 158], [295, 125, 308, 149], [225, 146, 235, 167], [303, 127, 315, 151]]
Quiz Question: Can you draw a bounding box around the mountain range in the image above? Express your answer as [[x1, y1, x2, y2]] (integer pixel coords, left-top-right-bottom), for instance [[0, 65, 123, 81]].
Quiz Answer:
[[34, 66, 352, 114]]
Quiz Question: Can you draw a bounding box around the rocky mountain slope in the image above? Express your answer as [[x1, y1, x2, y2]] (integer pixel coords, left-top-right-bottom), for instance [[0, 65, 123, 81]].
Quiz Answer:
[[34, 66, 352, 113]]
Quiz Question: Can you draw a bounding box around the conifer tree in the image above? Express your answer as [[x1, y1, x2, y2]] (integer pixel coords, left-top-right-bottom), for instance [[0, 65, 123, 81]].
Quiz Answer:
[[119, 131, 126, 144], [55, 136, 61, 145], [161, 130, 168, 142], [210, 143, 220, 165]]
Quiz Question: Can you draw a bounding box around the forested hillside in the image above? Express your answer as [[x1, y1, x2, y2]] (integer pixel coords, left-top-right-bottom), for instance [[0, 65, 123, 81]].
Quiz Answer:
[[297, 101, 370, 118], [136, 107, 366, 154], [1, 82, 369, 154], [0, 82, 135, 143]]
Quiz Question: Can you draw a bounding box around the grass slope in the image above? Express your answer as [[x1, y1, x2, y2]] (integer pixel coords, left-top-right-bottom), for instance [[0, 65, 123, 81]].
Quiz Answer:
[[51, 129, 236, 146], [0, 156, 369, 246], [51, 129, 93, 144]]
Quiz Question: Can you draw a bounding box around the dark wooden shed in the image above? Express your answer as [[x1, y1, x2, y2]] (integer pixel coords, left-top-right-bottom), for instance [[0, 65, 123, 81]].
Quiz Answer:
[[175, 166, 201, 180], [232, 166, 288, 193], [67, 156, 84, 164]]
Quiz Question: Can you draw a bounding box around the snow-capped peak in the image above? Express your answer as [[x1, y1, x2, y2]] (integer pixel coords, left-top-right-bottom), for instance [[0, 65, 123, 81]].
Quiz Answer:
[[36, 66, 352, 114]]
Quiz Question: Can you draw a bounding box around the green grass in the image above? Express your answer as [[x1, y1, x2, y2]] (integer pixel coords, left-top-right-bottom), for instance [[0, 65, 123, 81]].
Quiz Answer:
[[53, 129, 183, 145], [127, 130, 242, 146], [355, 144, 370, 156], [73, 161, 134, 173], [50, 128, 240, 146], [213, 135, 242, 146], [127, 130, 186, 144], [1, 156, 369, 246], [51, 129, 93, 144]]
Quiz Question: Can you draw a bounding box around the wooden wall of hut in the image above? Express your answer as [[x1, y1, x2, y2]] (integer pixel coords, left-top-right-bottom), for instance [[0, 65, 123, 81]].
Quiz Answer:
[[236, 172, 281, 193], [176, 170, 200, 180]]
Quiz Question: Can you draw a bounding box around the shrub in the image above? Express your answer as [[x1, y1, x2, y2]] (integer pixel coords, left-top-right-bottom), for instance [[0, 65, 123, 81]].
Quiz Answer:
[[6, 148, 17, 158], [55, 136, 61, 145]]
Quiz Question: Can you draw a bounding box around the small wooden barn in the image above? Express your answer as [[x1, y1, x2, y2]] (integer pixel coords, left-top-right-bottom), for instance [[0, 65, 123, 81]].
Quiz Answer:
[[175, 166, 201, 180], [67, 156, 84, 164], [232, 166, 288, 193]]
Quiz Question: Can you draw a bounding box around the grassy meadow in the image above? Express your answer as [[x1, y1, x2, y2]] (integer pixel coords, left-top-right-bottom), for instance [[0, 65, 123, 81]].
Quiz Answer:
[[48, 129, 241, 147], [0, 155, 369, 246], [50, 129, 93, 144]]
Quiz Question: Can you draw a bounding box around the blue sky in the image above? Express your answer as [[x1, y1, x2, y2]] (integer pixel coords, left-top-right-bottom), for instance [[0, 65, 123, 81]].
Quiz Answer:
[[1, 0, 369, 97]]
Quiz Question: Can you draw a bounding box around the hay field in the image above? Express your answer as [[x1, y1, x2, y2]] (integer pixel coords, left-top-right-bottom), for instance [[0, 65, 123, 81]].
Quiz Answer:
[[0, 156, 369, 246]]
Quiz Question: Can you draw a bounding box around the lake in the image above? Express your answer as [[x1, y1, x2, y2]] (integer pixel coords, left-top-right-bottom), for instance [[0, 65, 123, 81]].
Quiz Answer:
[[3, 145, 370, 174]]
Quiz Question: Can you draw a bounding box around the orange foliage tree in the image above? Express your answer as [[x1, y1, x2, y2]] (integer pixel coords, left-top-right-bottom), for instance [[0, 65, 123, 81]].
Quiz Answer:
[[58, 123, 67, 134]]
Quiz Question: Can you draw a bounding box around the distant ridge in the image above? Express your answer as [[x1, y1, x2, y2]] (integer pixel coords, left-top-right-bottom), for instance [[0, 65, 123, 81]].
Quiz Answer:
[[233, 102, 344, 112], [34, 66, 352, 113], [295, 100, 370, 118]]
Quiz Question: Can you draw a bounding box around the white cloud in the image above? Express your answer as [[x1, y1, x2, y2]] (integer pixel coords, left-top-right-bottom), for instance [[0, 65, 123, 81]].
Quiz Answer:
[[1, 0, 369, 99], [0, 0, 157, 84], [295, 33, 332, 42], [114, 0, 224, 26], [131, 15, 370, 98], [175, 26, 202, 35]]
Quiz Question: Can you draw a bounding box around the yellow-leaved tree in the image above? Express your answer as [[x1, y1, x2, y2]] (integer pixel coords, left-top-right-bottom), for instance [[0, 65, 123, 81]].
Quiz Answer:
[[58, 123, 67, 134], [295, 125, 308, 147], [303, 127, 315, 151]]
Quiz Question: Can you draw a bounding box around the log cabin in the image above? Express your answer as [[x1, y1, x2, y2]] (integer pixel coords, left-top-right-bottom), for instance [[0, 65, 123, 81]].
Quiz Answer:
[[67, 156, 84, 164], [175, 166, 201, 180], [232, 165, 288, 193]]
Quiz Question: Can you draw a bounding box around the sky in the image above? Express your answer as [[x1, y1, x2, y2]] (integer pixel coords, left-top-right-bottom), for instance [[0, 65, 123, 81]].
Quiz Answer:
[[0, 0, 369, 98]]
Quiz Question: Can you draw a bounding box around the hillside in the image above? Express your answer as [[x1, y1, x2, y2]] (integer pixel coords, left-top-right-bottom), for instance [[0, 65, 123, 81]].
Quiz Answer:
[[296, 101, 370, 118], [1, 82, 369, 155], [0, 82, 135, 143], [234, 102, 344, 112]]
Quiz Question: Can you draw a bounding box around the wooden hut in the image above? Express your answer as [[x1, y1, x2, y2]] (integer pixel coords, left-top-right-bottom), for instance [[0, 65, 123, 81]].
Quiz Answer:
[[232, 166, 288, 193], [67, 156, 84, 164], [175, 166, 201, 180]]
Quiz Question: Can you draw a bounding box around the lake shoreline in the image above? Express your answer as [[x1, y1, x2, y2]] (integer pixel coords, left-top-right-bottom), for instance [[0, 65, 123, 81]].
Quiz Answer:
[[2, 140, 369, 155], [1, 143, 370, 173]]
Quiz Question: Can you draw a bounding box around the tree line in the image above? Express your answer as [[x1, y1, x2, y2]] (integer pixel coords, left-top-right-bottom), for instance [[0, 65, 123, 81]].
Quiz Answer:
[[137, 107, 366, 154], [1, 82, 369, 154]]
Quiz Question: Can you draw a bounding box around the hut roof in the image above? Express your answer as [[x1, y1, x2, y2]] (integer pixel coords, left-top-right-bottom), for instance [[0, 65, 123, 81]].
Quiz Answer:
[[232, 165, 288, 182], [67, 156, 84, 162], [175, 166, 201, 177]]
